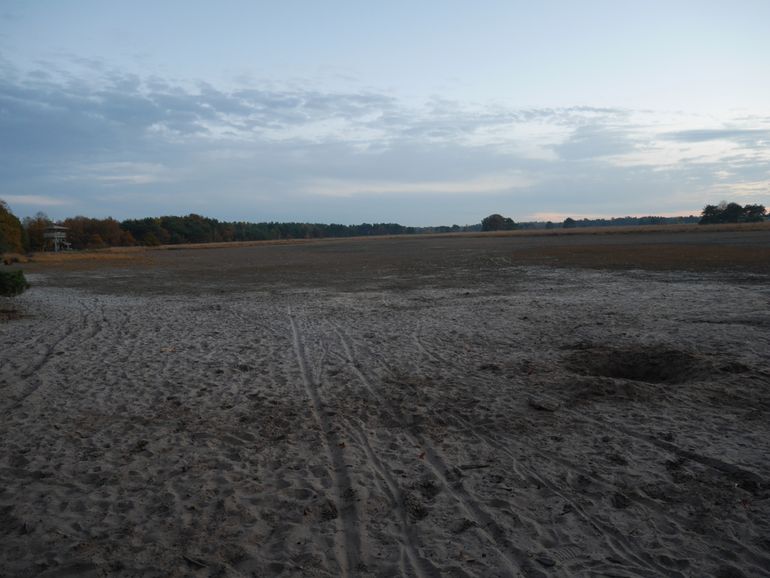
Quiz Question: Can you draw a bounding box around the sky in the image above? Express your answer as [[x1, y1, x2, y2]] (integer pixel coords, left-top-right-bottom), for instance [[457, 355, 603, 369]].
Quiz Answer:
[[1, 1, 769, 225]]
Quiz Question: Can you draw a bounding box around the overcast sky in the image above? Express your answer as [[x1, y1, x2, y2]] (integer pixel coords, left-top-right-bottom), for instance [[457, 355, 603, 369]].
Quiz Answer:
[[1, 1, 769, 225]]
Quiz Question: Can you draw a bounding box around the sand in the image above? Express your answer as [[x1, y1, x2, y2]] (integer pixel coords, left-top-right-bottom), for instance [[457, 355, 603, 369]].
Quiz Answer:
[[1, 231, 769, 577]]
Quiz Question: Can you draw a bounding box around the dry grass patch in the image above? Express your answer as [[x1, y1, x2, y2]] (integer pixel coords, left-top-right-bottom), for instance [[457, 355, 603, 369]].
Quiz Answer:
[[1, 253, 29, 265], [509, 243, 770, 272], [472, 221, 770, 238], [26, 250, 152, 271], [30, 251, 145, 264]]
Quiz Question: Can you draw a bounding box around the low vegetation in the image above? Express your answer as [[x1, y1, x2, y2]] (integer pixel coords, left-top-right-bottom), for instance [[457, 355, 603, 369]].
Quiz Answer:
[[0, 270, 29, 296]]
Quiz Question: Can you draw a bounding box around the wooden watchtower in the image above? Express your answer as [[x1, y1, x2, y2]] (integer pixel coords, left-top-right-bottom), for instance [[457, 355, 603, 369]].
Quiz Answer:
[[43, 225, 71, 252]]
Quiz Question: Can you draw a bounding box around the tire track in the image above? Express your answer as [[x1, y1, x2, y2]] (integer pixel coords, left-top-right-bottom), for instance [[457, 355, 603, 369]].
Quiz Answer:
[[410, 333, 735, 576], [324, 351, 432, 578], [410, 330, 680, 576], [4, 295, 107, 415], [412, 322, 449, 367], [437, 408, 675, 576], [288, 307, 362, 577], [558, 406, 768, 495], [331, 321, 525, 577], [344, 422, 437, 578]]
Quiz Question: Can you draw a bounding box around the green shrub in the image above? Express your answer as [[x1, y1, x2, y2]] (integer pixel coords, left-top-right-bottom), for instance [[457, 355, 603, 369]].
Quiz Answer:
[[0, 270, 29, 296]]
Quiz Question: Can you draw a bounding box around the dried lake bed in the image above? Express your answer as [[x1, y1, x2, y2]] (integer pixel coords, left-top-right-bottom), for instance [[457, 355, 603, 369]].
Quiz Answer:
[[2, 230, 770, 577]]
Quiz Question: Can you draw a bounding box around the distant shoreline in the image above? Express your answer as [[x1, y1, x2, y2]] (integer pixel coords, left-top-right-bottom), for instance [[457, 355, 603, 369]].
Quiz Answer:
[[15, 219, 770, 262]]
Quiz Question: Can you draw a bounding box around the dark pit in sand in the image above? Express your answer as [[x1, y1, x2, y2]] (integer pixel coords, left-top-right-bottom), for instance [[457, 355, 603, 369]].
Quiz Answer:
[[566, 345, 701, 384]]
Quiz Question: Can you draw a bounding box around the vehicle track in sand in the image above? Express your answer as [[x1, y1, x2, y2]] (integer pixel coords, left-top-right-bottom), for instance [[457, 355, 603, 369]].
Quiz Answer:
[[288, 306, 364, 577], [326, 320, 438, 578], [330, 320, 528, 577], [397, 306, 770, 576], [407, 321, 707, 577], [341, 310, 729, 577], [2, 295, 109, 415]]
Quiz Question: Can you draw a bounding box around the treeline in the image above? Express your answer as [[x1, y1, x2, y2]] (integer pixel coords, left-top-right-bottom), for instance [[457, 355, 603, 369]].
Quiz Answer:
[[121, 215, 416, 246], [21, 214, 135, 251], [565, 215, 701, 228], [6, 209, 421, 251], [2, 198, 767, 254], [699, 202, 766, 225], [519, 215, 701, 230]]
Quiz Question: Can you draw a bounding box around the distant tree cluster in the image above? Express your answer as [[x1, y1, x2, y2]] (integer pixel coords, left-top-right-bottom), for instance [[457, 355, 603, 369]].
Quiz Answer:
[[554, 215, 699, 229], [481, 214, 517, 231], [14, 213, 134, 251], [1, 206, 423, 251], [120, 215, 417, 246], [22, 213, 52, 251], [412, 224, 481, 233], [699, 202, 766, 225], [63, 216, 136, 249]]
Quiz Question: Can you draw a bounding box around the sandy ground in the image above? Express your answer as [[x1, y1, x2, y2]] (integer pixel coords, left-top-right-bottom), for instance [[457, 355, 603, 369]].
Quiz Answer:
[[1, 231, 770, 577]]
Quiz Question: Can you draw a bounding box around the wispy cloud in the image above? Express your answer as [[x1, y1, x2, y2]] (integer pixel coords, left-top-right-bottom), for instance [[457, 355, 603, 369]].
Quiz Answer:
[[302, 172, 533, 198], [59, 162, 171, 185], [551, 124, 640, 160], [663, 128, 770, 143], [2, 194, 71, 207]]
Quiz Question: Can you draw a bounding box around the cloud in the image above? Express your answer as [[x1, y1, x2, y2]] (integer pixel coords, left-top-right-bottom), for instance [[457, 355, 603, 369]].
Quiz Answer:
[[551, 124, 639, 160], [662, 128, 770, 143], [1, 58, 769, 223], [60, 162, 171, 185], [301, 172, 533, 198], [1, 194, 71, 206], [0, 61, 631, 160]]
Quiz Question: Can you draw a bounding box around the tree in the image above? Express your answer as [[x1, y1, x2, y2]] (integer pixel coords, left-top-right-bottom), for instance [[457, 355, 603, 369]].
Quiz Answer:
[[743, 204, 767, 222], [22, 212, 51, 251], [699, 201, 767, 224], [721, 202, 744, 223], [563, 217, 577, 228], [62, 216, 126, 249], [120, 229, 136, 246], [699, 204, 721, 224], [142, 232, 161, 246], [481, 213, 516, 231], [0, 199, 24, 254]]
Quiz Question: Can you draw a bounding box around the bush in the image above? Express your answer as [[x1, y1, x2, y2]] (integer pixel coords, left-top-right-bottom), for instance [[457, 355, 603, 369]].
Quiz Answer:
[[0, 270, 29, 296]]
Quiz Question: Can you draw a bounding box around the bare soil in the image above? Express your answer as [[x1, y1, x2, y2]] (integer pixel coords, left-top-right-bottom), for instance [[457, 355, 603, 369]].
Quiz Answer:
[[1, 229, 769, 577]]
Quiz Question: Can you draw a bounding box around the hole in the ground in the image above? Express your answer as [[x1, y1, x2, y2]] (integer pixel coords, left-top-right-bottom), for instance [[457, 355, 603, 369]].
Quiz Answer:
[[566, 345, 700, 384]]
